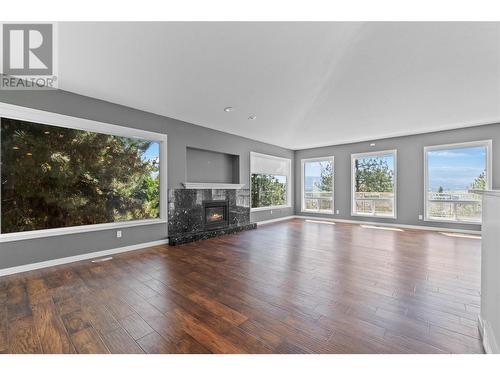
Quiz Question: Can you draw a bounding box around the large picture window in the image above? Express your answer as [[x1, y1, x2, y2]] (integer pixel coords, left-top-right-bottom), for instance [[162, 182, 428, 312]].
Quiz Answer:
[[425, 141, 491, 223], [0, 105, 166, 239], [301, 157, 334, 213], [250, 152, 291, 210], [351, 150, 397, 218]]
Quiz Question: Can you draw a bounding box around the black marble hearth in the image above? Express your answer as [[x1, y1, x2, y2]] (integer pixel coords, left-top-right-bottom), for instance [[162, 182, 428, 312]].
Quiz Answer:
[[168, 188, 256, 245]]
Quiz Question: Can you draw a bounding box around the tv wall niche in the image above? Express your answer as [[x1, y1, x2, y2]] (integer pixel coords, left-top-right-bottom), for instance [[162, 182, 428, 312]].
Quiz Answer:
[[186, 147, 240, 184]]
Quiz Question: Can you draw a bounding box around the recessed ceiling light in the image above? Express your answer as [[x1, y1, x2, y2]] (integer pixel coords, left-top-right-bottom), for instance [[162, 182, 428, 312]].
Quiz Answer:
[[224, 107, 234, 112], [370, 143, 376, 147], [248, 115, 257, 120]]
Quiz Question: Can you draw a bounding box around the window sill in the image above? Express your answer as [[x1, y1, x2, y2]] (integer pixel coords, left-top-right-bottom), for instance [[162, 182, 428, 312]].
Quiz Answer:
[[251, 205, 292, 212], [0, 219, 167, 243]]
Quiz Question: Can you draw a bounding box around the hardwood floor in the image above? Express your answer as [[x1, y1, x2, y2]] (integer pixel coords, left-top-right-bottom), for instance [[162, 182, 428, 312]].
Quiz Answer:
[[0, 219, 484, 354]]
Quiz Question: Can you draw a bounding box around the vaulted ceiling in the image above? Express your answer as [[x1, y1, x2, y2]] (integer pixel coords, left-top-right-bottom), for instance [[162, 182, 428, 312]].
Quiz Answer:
[[57, 22, 500, 149]]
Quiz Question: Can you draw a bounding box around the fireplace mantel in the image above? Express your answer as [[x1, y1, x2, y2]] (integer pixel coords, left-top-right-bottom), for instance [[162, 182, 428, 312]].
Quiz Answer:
[[182, 182, 245, 189]]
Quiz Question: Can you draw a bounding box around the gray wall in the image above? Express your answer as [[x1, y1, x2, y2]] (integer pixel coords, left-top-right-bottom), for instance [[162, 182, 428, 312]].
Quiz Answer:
[[186, 147, 239, 184], [295, 123, 500, 231], [0, 89, 294, 269]]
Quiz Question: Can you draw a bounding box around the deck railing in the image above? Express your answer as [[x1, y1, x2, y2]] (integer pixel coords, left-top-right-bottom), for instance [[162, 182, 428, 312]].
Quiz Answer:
[[354, 192, 394, 216], [304, 191, 333, 212], [427, 191, 482, 222]]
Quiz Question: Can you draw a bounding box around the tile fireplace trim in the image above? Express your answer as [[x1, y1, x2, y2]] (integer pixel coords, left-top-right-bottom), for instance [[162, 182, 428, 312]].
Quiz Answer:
[[168, 223, 257, 245], [182, 182, 246, 189]]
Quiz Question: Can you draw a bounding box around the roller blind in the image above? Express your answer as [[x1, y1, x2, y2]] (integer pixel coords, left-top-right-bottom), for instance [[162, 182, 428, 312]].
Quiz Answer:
[[251, 152, 291, 176]]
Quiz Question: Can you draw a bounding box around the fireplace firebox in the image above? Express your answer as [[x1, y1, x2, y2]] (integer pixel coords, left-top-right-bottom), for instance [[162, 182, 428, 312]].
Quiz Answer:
[[203, 200, 229, 230]]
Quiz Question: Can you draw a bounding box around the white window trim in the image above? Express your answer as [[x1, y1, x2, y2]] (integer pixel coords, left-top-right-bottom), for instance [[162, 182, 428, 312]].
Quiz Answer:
[[351, 149, 397, 219], [301, 156, 335, 214], [423, 140, 492, 225], [0, 102, 167, 243], [250, 151, 292, 212]]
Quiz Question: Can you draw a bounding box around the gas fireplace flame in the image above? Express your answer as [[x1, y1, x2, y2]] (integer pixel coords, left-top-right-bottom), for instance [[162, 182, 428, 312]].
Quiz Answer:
[[208, 213, 224, 221]]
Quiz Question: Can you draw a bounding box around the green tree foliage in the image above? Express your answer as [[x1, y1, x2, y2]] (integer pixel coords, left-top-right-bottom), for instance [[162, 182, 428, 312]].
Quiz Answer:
[[355, 158, 394, 192], [251, 174, 287, 208], [438, 186, 444, 193], [313, 161, 333, 192], [1, 118, 160, 233], [470, 170, 486, 190]]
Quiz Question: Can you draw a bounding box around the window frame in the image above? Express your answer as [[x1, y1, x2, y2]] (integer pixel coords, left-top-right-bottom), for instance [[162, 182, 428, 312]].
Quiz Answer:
[[301, 156, 335, 214], [351, 149, 398, 219], [423, 140, 492, 225], [0, 102, 168, 243], [250, 151, 292, 212]]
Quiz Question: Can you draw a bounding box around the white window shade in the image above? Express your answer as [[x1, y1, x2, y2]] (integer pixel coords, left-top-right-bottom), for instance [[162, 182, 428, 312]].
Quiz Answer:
[[251, 152, 291, 175]]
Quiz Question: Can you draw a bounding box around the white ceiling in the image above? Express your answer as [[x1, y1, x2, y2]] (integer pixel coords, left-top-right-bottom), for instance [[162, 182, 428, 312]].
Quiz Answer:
[[57, 22, 500, 149]]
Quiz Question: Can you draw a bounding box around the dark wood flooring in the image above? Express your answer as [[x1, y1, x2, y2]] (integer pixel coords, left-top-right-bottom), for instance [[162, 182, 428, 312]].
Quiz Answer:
[[0, 219, 484, 354]]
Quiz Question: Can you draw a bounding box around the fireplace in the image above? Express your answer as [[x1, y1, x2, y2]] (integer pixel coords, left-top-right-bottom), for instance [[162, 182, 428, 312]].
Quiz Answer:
[[203, 200, 229, 230], [168, 189, 256, 245]]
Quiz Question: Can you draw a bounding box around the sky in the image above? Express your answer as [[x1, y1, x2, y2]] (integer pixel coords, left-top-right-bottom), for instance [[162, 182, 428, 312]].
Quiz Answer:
[[357, 154, 395, 170], [141, 142, 160, 178], [428, 146, 486, 191], [142, 142, 159, 161], [304, 160, 333, 191]]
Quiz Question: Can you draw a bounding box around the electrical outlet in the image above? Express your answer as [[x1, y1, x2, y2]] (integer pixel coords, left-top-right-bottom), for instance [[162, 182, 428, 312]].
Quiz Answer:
[[336, 209, 340, 215], [418, 215, 423, 220], [116, 230, 122, 238]]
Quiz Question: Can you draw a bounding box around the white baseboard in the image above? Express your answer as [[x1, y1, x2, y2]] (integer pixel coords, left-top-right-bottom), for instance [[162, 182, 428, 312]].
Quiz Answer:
[[0, 239, 169, 277], [478, 315, 499, 354], [294, 215, 481, 235], [256, 215, 296, 226]]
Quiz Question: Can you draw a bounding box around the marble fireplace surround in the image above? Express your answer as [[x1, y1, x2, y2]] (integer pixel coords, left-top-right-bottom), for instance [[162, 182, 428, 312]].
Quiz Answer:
[[168, 188, 256, 245]]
